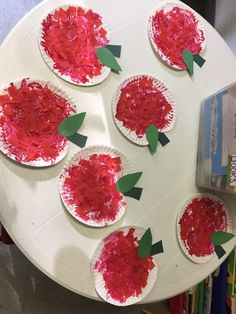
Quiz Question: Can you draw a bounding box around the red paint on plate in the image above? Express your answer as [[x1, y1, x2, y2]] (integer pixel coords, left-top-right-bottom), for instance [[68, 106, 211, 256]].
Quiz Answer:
[[62, 154, 125, 224], [151, 6, 205, 68], [0, 79, 73, 164], [41, 6, 109, 84], [115, 76, 174, 137], [95, 227, 155, 303], [179, 196, 229, 257]]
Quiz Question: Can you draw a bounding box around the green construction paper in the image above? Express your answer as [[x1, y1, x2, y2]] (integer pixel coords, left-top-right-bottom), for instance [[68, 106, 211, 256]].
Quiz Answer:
[[146, 125, 158, 154], [58, 112, 86, 137], [116, 172, 143, 194], [138, 228, 152, 258], [215, 244, 226, 259], [211, 231, 235, 245], [150, 240, 164, 256], [123, 187, 143, 200], [96, 47, 122, 72], [182, 50, 194, 76], [193, 54, 206, 68], [67, 133, 87, 148], [196, 281, 205, 314], [106, 44, 121, 58], [158, 132, 170, 146]]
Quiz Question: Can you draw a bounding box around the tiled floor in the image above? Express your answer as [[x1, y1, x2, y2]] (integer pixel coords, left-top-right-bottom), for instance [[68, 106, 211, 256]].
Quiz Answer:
[[1, 0, 236, 313], [0, 240, 155, 314]]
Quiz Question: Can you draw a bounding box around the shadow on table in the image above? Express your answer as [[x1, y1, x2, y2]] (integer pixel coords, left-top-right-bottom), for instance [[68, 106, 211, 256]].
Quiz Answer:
[[62, 204, 125, 240], [3, 154, 68, 183], [52, 246, 147, 314]]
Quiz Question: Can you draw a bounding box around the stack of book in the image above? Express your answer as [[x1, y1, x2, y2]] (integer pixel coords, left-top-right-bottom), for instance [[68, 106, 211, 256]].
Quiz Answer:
[[168, 249, 236, 314], [196, 84, 236, 195]]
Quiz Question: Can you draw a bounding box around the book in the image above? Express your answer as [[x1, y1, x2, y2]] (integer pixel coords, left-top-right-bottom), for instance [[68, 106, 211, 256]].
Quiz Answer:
[[168, 293, 184, 314], [197, 281, 205, 314], [227, 249, 236, 297], [204, 275, 213, 314], [211, 260, 228, 314]]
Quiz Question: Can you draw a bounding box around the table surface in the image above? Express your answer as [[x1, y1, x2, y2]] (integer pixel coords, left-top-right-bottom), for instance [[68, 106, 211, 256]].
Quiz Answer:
[[0, 0, 236, 303]]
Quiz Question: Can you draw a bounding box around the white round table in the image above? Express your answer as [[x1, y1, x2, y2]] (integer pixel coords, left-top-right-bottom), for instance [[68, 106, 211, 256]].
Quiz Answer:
[[0, 0, 236, 303]]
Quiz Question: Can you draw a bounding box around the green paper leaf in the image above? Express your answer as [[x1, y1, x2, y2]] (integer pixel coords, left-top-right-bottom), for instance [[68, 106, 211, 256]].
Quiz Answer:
[[215, 244, 226, 259], [146, 125, 158, 154], [96, 47, 122, 72], [116, 172, 143, 194], [106, 44, 121, 58], [193, 54, 206, 68], [138, 228, 152, 258], [182, 50, 194, 76], [123, 187, 143, 200], [158, 133, 170, 147], [58, 112, 86, 137], [150, 240, 164, 256], [67, 133, 87, 148], [211, 231, 235, 245]]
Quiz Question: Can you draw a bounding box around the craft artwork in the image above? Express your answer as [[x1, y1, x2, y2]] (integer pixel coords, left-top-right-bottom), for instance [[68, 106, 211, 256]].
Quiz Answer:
[[148, 1, 206, 74], [59, 146, 133, 227], [2, 0, 236, 307], [39, 5, 122, 86], [113, 75, 175, 151], [91, 226, 159, 306], [0, 78, 75, 166], [177, 194, 232, 264]]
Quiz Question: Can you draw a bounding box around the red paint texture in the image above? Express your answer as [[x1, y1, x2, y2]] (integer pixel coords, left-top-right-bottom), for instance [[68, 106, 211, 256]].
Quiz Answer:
[[151, 6, 205, 68], [63, 154, 125, 224], [115, 76, 173, 137], [95, 228, 155, 303], [179, 197, 229, 257], [41, 6, 109, 84], [0, 79, 73, 163]]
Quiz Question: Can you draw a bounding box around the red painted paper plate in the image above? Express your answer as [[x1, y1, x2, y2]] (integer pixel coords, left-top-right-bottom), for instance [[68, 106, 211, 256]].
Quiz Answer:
[[0, 78, 75, 167], [39, 5, 111, 86], [177, 193, 232, 264], [112, 74, 176, 145], [91, 226, 158, 306], [148, 1, 206, 69], [59, 146, 131, 227]]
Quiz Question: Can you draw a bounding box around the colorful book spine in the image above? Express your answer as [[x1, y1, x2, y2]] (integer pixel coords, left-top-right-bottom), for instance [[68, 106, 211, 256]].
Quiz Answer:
[[227, 250, 235, 296], [211, 260, 228, 314], [168, 293, 184, 314], [197, 281, 205, 314], [226, 250, 236, 314], [204, 275, 213, 314]]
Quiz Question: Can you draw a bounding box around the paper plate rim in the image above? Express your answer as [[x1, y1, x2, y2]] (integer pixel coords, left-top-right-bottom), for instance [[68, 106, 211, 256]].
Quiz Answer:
[[90, 225, 158, 306], [176, 193, 232, 264], [148, 0, 206, 70], [38, 4, 111, 86], [0, 78, 76, 167], [112, 74, 176, 146], [59, 145, 132, 227]]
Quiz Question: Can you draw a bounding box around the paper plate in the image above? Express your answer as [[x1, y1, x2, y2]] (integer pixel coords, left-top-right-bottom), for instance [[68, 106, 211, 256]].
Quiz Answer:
[[177, 193, 232, 264], [0, 78, 76, 167], [91, 226, 158, 306], [39, 5, 111, 86], [148, 1, 206, 70], [59, 145, 132, 227], [112, 74, 176, 146]]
